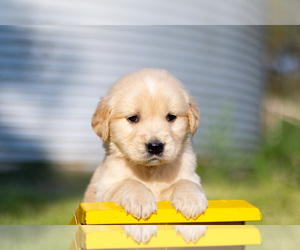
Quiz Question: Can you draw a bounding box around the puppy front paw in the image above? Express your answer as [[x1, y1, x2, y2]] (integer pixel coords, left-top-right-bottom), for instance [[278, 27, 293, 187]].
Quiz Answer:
[[171, 183, 208, 220], [120, 189, 157, 220]]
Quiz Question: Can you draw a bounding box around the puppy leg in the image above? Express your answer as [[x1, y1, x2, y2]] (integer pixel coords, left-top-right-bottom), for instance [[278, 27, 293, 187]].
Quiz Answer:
[[84, 184, 97, 202], [170, 179, 208, 219], [102, 179, 158, 220], [84, 165, 104, 202]]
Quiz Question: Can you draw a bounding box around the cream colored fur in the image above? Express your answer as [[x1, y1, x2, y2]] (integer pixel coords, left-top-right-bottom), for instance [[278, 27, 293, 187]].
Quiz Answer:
[[84, 68, 208, 220]]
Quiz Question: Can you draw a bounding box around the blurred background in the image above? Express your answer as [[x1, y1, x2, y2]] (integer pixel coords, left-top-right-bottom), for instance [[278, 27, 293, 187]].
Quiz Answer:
[[0, 1, 299, 225]]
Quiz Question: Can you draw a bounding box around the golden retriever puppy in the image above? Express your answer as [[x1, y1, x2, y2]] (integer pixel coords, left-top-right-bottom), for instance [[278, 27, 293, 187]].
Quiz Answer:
[[84, 68, 208, 220]]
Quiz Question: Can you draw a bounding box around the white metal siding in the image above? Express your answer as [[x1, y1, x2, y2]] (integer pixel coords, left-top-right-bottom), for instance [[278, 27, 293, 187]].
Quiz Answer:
[[0, 0, 266, 25], [0, 25, 265, 168]]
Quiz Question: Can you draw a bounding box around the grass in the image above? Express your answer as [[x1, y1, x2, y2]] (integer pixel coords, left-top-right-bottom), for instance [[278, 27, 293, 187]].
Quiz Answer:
[[200, 169, 300, 225], [198, 119, 300, 225], [0, 120, 299, 225], [0, 167, 90, 224]]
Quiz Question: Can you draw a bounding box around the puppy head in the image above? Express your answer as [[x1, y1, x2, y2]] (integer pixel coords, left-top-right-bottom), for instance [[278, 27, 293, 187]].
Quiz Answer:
[[92, 68, 200, 166]]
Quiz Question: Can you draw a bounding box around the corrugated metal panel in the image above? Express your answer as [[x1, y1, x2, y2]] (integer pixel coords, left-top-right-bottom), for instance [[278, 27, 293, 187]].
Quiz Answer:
[[0, 0, 266, 25], [0, 25, 265, 168]]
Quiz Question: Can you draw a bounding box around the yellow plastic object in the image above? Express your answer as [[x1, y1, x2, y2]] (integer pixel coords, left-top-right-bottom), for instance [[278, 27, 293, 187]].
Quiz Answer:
[[70, 200, 261, 225], [71, 225, 261, 249]]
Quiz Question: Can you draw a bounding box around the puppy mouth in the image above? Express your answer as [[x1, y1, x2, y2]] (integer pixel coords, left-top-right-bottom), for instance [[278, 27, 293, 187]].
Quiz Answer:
[[147, 155, 162, 162], [145, 156, 164, 166]]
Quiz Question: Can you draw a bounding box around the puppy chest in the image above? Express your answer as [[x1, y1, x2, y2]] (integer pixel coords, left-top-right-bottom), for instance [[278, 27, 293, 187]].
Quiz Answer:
[[142, 181, 172, 200]]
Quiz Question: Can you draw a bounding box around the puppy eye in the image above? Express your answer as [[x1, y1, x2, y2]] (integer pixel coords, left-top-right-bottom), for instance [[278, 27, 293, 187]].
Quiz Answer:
[[166, 114, 177, 122], [127, 115, 139, 123]]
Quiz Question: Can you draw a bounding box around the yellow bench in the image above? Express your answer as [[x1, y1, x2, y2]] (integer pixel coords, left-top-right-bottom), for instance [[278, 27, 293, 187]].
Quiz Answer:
[[70, 200, 261, 225]]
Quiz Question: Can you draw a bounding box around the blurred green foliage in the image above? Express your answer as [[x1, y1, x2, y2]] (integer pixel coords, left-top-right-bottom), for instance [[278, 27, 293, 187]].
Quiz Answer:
[[252, 120, 300, 185]]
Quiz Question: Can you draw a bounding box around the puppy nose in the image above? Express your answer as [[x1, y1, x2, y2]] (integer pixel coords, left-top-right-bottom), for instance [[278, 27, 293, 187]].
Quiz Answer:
[[147, 141, 164, 155]]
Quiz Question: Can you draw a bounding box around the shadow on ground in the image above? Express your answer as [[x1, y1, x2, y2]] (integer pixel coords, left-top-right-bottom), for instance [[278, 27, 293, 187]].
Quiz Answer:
[[0, 162, 92, 224]]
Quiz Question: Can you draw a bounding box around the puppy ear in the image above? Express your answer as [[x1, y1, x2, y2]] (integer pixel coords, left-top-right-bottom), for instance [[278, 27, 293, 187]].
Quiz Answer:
[[91, 97, 111, 143], [188, 96, 200, 136]]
